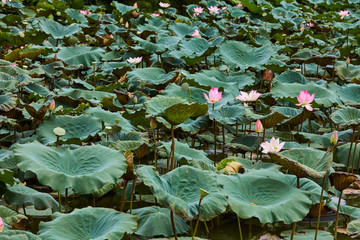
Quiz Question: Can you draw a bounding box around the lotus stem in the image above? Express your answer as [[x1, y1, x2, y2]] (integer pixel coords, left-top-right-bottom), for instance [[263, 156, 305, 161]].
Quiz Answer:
[[213, 119, 217, 164], [236, 121, 239, 137], [222, 124, 225, 159], [93, 64, 96, 87], [204, 221, 209, 233], [193, 197, 203, 238], [351, 129, 360, 174], [65, 188, 68, 213], [153, 129, 157, 170], [291, 177, 301, 240], [56, 136, 60, 148], [237, 215, 243, 240], [129, 179, 136, 214], [171, 125, 176, 170], [346, 127, 356, 173], [93, 196, 96, 207], [315, 175, 327, 240], [188, 89, 191, 103], [58, 191, 62, 213], [170, 210, 178, 240], [13, 124, 17, 144], [249, 218, 252, 239], [23, 204, 26, 216], [334, 191, 343, 240], [119, 180, 128, 212], [308, 118, 312, 133], [256, 132, 260, 160]]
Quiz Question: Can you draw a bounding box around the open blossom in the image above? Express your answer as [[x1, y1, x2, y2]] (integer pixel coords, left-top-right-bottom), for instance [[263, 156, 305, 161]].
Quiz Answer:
[[338, 10, 350, 19], [193, 6, 204, 16], [236, 90, 261, 102], [237, 3, 242, 7], [133, 2, 138, 9], [151, 13, 161, 17], [208, 6, 220, 14], [296, 90, 315, 111], [306, 22, 314, 27], [127, 56, 142, 64], [159, 2, 170, 8], [261, 137, 285, 154], [330, 130, 338, 145], [203, 88, 222, 103], [221, 6, 227, 10], [192, 30, 201, 38], [256, 119, 263, 133], [80, 10, 91, 15]]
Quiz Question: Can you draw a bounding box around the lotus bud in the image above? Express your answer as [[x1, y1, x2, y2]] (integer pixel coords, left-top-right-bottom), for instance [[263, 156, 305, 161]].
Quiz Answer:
[[150, 117, 157, 129], [300, 25, 304, 31], [18, 31, 25, 38], [181, 82, 189, 92], [0, 217, 3, 232], [133, 2, 138, 9], [133, 96, 138, 104], [48, 100, 55, 111], [125, 21, 129, 28], [53, 127, 66, 137], [120, 17, 123, 23], [346, 57, 350, 66], [255, 119, 263, 133], [105, 126, 112, 131], [199, 188, 209, 199], [92, 61, 97, 66], [330, 130, 338, 145]]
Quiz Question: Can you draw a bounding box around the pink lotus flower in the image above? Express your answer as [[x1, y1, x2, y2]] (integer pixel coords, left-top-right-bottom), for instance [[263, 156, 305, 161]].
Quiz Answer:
[[159, 2, 170, 8], [127, 56, 142, 64], [48, 100, 55, 111], [300, 25, 304, 31], [338, 10, 350, 19], [330, 130, 338, 145], [261, 137, 285, 154], [133, 2, 138, 9], [208, 6, 220, 14], [236, 90, 261, 102], [237, 3, 242, 7], [346, 57, 350, 65], [109, 34, 113, 38], [151, 13, 161, 17], [221, 6, 227, 10], [125, 21, 129, 28], [80, 10, 91, 15], [193, 7, 204, 16], [204, 88, 222, 103], [10, 63, 16, 66], [296, 90, 315, 111], [256, 119, 263, 133], [306, 22, 314, 27], [150, 117, 157, 129], [120, 17, 124, 23], [192, 30, 201, 38], [0, 217, 3, 232]]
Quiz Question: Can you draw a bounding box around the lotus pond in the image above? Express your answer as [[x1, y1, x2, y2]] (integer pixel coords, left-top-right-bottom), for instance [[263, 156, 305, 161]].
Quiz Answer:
[[1, 0, 360, 239]]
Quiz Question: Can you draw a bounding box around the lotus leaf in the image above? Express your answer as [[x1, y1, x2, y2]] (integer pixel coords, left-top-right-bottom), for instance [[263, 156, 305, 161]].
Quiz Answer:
[[219, 174, 312, 224], [219, 41, 276, 70], [132, 206, 189, 237], [335, 142, 360, 170], [4, 183, 59, 211], [329, 172, 358, 191], [337, 84, 360, 105], [112, 140, 152, 159], [269, 148, 332, 179], [39, 19, 81, 39], [330, 106, 360, 127], [208, 105, 246, 125], [56, 46, 105, 68], [38, 207, 137, 240], [0, 93, 17, 112], [14, 142, 127, 194], [281, 229, 333, 240], [36, 115, 102, 144], [347, 219, 360, 236], [0, 230, 42, 240], [137, 165, 227, 220], [0, 205, 27, 225]]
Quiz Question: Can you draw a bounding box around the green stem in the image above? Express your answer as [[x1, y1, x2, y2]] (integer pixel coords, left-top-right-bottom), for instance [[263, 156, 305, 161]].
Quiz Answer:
[[170, 210, 178, 240], [256, 132, 260, 160], [120, 180, 128, 212], [58, 191, 62, 213], [203, 221, 209, 233], [171, 125, 176, 170], [237, 215, 243, 240], [193, 198, 203, 238], [315, 175, 327, 240], [188, 89, 191, 103], [65, 188, 68, 213], [334, 191, 343, 240], [222, 124, 225, 159], [129, 179, 136, 214], [346, 127, 356, 173], [213, 119, 216, 164], [153, 129, 157, 170], [351, 128, 360, 174]]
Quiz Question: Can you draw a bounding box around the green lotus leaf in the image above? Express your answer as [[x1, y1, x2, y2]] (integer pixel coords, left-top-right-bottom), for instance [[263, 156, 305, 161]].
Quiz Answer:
[[162, 102, 208, 125], [281, 229, 333, 240], [337, 84, 360, 106], [4, 183, 59, 211], [0, 205, 27, 225], [336, 65, 360, 82], [161, 140, 214, 170], [259, 111, 290, 129], [162, 83, 207, 104], [36, 115, 102, 145], [269, 148, 332, 179], [112, 2, 134, 14], [127, 68, 178, 89], [38, 207, 137, 240], [0, 230, 42, 240], [294, 132, 331, 147], [230, 135, 259, 153], [218, 174, 312, 224], [150, 238, 206, 240], [111, 141, 152, 159], [57, 88, 113, 101], [219, 41, 276, 70], [57, 46, 105, 68], [14, 142, 127, 194], [39, 19, 81, 39], [132, 206, 189, 237], [347, 219, 360, 236], [0, 93, 17, 112], [0, 167, 14, 186], [137, 165, 227, 220], [274, 107, 312, 127], [330, 106, 360, 127], [335, 142, 360, 170], [168, 22, 196, 37], [84, 106, 135, 131], [24, 103, 47, 120], [122, 109, 151, 129], [208, 105, 246, 125], [145, 95, 186, 117], [176, 116, 210, 134], [271, 81, 341, 108]]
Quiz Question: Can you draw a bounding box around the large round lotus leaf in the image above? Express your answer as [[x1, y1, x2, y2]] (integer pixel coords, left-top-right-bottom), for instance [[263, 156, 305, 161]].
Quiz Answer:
[[161, 140, 214, 171], [0, 93, 17, 112], [4, 183, 59, 211], [271, 81, 341, 108], [84, 106, 135, 131], [0, 205, 27, 225], [269, 148, 332, 179], [176, 116, 210, 134], [335, 142, 360, 170], [145, 95, 187, 117], [281, 229, 333, 240], [36, 115, 102, 145], [127, 67, 172, 86], [208, 105, 246, 125], [347, 219, 360, 236], [111, 140, 152, 159], [329, 172, 358, 191], [38, 207, 137, 240], [56, 88, 113, 101], [162, 83, 210, 104], [274, 107, 312, 127], [137, 166, 227, 221], [338, 84, 360, 105], [14, 142, 127, 194], [162, 102, 208, 125], [132, 206, 189, 237], [56, 46, 105, 68], [168, 22, 196, 37], [273, 70, 308, 84], [39, 19, 81, 39], [219, 41, 276, 70], [179, 38, 209, 57], [0, 230, 42, 240], [336, 65, 360, 82], [259, 111, 290, 129], [330, 106, 360, 127], [218, 174, 312, 224]]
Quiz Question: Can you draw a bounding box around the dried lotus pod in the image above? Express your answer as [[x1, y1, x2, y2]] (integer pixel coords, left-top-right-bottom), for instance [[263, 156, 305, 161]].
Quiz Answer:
[[224, 161, 245, 174], [308, 202, 327, 217], [113, 90, 132, 110], [123, 150, 137, 181], [329, 171, 358, 191]]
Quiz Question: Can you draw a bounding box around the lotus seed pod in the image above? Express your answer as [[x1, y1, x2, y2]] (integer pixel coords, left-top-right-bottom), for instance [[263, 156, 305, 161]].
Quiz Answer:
[[181, 83, 189, 91], [53, 127, 66, 137]]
